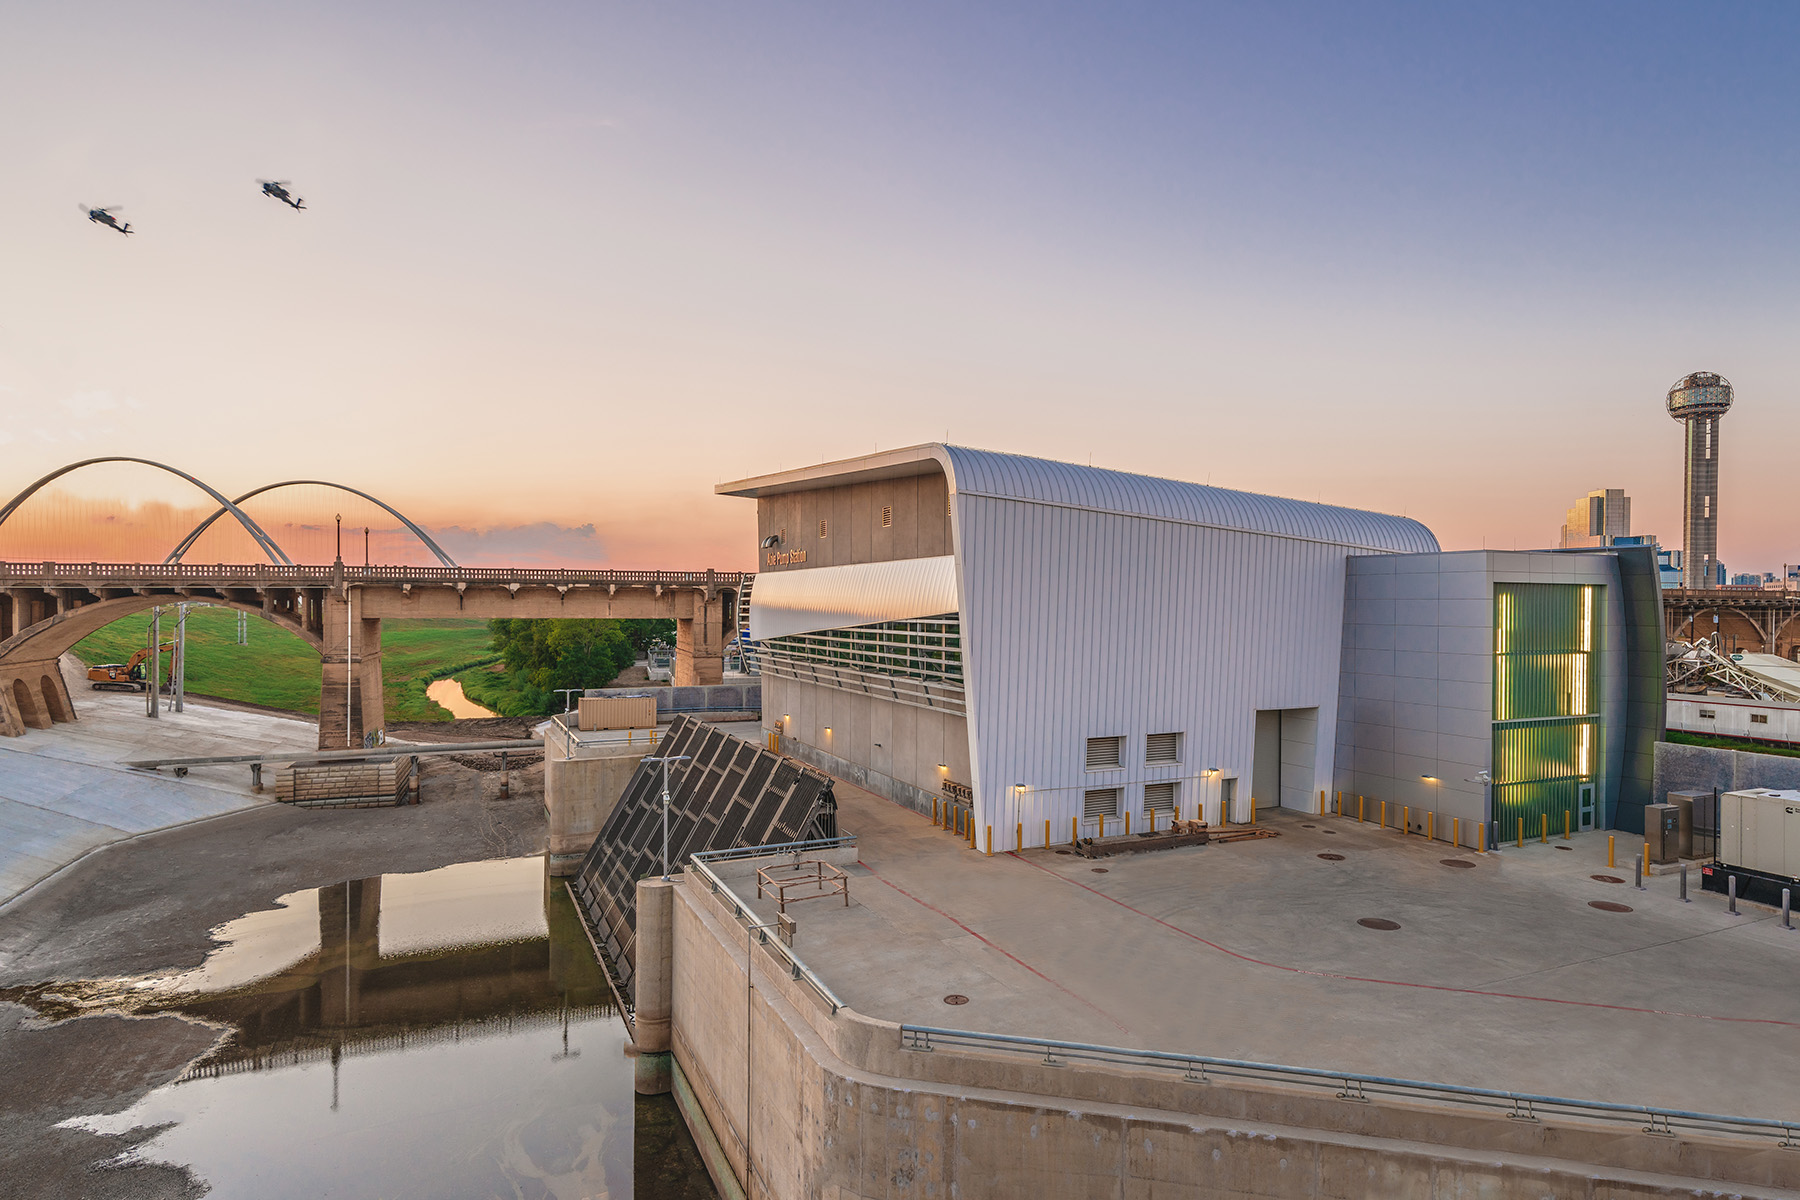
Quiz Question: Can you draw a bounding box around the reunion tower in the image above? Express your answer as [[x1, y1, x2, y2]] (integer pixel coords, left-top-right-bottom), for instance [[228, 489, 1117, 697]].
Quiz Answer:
[[1667, 371, 1733, 590]]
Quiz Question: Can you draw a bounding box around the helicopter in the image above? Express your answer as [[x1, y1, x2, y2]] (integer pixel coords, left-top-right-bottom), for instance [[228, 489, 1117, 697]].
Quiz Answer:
[[259, 180, 305, 210], [82, 205, 132, 236]]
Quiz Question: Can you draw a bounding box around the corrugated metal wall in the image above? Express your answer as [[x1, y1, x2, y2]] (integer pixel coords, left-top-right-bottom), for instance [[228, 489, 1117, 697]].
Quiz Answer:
[[953, 493, 1411, 844]]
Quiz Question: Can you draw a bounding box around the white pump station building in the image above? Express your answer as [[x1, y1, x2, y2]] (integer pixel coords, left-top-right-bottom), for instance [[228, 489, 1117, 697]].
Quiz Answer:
[[719, 444, 1441, 848]]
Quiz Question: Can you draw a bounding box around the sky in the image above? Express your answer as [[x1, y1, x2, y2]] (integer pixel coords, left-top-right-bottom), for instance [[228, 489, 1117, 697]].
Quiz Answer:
[[3, 2, 1797, 571]]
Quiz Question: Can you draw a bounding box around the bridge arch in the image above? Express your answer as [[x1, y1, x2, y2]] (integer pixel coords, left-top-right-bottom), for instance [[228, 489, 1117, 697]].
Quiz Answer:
[[0, 458, 294, 566], [166, 481, 457, 568], [0, 593, 323, 671]]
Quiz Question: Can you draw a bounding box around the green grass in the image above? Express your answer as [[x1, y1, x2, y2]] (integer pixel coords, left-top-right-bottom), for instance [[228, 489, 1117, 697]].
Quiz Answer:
[[71, 610, 500, 724], [454, 662, 546, 718], [1666, 730, 1800, 760]]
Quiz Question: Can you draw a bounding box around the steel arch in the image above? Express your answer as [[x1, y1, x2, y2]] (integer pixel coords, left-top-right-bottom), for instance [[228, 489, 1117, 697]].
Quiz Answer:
[[0, 457, 293, 565], [166, 480, 457, 568]]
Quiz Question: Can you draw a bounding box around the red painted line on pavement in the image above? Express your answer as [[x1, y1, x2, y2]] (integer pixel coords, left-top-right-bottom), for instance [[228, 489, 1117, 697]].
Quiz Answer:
[[1008, 852, 1800, 1029], [856, 859, 1130, 1034]]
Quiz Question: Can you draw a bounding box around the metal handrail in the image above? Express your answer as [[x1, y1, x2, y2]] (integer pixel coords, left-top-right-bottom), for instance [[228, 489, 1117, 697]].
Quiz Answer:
[[692, 836, 860, 864], [898, 1025, 1800, 1147], [686, 845, 855, 1014]]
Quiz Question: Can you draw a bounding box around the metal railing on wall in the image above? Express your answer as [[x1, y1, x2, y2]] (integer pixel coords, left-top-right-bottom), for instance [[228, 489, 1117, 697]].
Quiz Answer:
[[897, 1025, 1800, 1148], [0, 560, 750, 588], [688, 838, 857, 1014]]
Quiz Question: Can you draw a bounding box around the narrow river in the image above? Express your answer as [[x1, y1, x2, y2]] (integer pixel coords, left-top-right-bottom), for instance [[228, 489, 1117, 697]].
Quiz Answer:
[[427, 677, 499, 718]]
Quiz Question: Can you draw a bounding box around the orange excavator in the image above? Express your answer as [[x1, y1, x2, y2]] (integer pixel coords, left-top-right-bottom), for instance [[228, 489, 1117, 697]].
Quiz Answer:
[[88, 642, 174, 692]]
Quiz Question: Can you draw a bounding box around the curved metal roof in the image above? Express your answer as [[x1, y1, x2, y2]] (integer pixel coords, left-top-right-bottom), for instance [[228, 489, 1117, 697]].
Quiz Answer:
[[940, 446, 1438, 554]]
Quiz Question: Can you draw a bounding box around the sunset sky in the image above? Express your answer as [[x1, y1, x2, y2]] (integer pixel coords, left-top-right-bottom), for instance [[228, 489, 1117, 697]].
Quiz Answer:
[[4, 4, 1797, 571]]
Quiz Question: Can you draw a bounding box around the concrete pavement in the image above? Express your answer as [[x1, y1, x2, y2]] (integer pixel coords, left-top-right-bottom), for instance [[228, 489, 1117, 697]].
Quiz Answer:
[[719, 775, 1800, 1119], [0, 659, 319, 907]]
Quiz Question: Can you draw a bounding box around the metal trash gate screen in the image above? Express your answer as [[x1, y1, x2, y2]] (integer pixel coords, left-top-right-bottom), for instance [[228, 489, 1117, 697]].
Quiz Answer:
[[570, 714, 837, 1008]]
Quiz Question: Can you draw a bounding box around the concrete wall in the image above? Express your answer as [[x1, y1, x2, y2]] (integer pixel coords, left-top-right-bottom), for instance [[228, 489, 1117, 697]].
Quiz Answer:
[[667, 865, 1797, 1200], [580, 683, 762, 717], [1653, 739, 1800, 806], [544, 741, 650, 874], [765, 674, 969, 816]]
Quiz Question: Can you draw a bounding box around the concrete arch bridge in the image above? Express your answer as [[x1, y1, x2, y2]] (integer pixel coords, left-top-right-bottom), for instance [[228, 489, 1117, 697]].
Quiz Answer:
[[0, 560, 745, 745]]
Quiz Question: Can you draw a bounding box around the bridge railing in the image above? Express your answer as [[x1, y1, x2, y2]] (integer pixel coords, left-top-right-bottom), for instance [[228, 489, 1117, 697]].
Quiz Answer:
[[0, 560, 751, 588]]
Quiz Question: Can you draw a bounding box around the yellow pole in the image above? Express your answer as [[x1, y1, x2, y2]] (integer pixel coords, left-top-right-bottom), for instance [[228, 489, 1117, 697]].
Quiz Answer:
[[1643, 841, 1651, 874], [1475, 820, 1484, 854], [1452, 816, 1459, 849], [1403, 805, 1410, 835], [1319, 789, 1326, 815], [986, 825, 992, 857], [1251, 797, 1257, 825], [1564, 810, 1571, 840], [1149, 808, 1156, 833], [1045, 818, 1051, 848], [1541, 813, 1548, 844], [1427, 811, 1434, 842], [1608, 834, 1615, 867], [1072, 816, 1078, 846], [1017, 821, 1023, 851], [1125, 811, 1132, 836], [933, 797, 940, 826], [1358, 795, 1365, 823], [1379, 800, 1386, 830], [1517, 817, 1524, 848], [1099, 814, 1106, 839]]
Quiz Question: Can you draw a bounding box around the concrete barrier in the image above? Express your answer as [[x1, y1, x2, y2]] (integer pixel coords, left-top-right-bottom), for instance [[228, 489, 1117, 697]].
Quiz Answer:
[[581, 683, 760, 718], [666, 863, 1800, 1200]]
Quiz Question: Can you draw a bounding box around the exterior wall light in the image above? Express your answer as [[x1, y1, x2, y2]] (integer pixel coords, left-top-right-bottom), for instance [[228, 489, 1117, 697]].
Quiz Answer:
[[1421, 774, 1439, 783]]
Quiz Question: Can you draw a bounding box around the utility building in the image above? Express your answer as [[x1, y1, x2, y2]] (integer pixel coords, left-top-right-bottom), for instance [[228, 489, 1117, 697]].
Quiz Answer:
[[718, 445, 1437, 848]]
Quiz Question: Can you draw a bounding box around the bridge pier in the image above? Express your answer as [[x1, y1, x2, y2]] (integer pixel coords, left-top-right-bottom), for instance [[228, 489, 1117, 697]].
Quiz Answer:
[[318, 591, 385, 751], [673, 591, 727, 687]]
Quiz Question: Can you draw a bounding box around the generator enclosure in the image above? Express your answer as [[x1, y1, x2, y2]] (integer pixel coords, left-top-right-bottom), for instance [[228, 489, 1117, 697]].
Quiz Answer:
[[1718, 789, 1800, 881], [578, 695, 658, 732]]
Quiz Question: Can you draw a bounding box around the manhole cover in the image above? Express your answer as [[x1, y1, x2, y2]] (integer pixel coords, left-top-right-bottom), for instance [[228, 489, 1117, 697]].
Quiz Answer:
[[1317, 853, 1345, 861], [1439, 859, 1475, 869], [1322, 829, 1338, 835], [1589, 901, 1634, 913], [1357, 918, 1401, 931], [1591, 874, 1624, 884], [943, 994, 970, 1005], [1090, 867, 1109, 873], [1302, 823, 1317, 829], [1054, 849, 1071, 855], [1554, 845, 1572, 851]]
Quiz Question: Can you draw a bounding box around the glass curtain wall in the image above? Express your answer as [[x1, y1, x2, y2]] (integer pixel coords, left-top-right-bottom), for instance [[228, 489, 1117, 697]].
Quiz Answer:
[[1492, 584, 1601, 836]]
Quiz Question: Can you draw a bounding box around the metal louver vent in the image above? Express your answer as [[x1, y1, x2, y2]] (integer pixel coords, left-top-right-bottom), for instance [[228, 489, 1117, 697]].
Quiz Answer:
[[1085, 736, 1123, 770], [1084, 788, 1120, 818], [1144, 781, 1177, 812], [882, 505, 893, 528], [1145, 732, 1181, 763]]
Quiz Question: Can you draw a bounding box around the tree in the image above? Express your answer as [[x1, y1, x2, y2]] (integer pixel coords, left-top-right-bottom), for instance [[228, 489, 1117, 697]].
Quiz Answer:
[[489, 618, 638, 697]]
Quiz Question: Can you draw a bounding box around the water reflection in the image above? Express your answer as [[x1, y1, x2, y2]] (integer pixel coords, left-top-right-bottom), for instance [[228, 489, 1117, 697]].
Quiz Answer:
[[32, 856, 714, 1200]]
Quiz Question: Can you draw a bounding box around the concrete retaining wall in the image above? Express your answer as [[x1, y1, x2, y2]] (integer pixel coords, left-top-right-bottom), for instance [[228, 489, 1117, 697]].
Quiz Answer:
[[1653, 739, 1800, 805], [668, 865, 1800, 1199], [273, 760, 401, 806]]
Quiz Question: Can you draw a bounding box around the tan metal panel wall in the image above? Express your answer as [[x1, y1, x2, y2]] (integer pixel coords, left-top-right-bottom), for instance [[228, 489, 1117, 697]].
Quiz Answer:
[[578, 695, 658, 731]]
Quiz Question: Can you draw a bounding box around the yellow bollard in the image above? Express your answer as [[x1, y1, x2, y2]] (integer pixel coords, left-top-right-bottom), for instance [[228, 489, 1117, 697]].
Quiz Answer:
[[1452, 816, 1460, 849], [1608, 834, 1616, 867], [986, 825, 992, 857], [1320, 789, 1326, 816], [1045, 818, 1051, 848], [1017, 821, 1023, 851], [933, 797, 940, 827], [1125, 812, 1132, 836], [1541, 813, 1548, 845], [951, 807, 958, 835], [1251, 797, 1257, 825], [1358, 795, 1365, 824], [1072, 816, 1078, 846], [1643, 842, 1651, 875], [1564, 810, 1571, 840], [1517, 817, 1524, 848], [1099, 814, 1106, 839], [1427, 811, 1434, 842], [1149, 808, 1157, 833], [1379, 800, 1386, 829], [1403, 805, 1410, 836]]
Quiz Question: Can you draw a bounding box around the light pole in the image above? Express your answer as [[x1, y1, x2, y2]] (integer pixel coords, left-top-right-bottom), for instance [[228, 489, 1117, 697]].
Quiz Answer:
[[643, 754, 692, 879]]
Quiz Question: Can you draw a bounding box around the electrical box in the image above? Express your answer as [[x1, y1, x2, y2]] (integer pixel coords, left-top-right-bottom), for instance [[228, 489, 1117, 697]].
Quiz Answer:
[[1718, 790, 1800, 881], [1666, 791, 1705, 859], [1644, 804, 1679, 865]]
